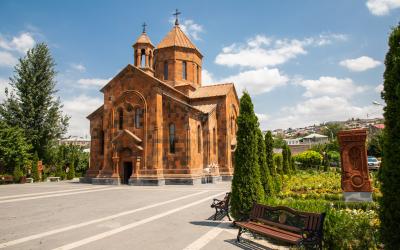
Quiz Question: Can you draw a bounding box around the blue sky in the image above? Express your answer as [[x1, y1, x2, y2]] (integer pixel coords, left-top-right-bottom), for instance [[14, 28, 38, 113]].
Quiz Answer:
[[0, 0, 399, 137]]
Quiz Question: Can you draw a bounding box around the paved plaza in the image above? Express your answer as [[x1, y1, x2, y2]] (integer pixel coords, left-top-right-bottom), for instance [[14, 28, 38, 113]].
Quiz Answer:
[[0, 181, 286, 250]]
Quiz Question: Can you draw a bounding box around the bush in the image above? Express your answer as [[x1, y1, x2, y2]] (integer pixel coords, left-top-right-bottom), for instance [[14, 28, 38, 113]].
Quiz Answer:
[[264, 197, 380, 249], [31, 161, 40, 182], [273, 154, 283, 174], [13, 164, 24, 183], [293, 150, 323, 169], [67, 162, 75, 180]]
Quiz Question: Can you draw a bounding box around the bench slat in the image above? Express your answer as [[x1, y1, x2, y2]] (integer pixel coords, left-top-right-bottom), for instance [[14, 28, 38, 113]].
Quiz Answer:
[[236, 221, 302, 244]]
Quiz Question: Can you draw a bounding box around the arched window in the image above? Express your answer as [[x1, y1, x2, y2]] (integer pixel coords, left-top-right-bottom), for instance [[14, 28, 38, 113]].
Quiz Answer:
[[135, 107, 141, 128], [100, 130, 104, 155], [213, 127, 216, 154], [197, 125, 201, 153], [118, 109, 123, 130], [169, 123, 175, 153], [164, 61, 168, 80], [182, 61, 187, 80], [141, 49, 146, 68]]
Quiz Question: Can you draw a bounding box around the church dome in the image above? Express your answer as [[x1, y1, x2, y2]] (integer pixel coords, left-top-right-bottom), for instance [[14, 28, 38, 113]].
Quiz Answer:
[[134, 32, 154, 47], [156, 25, 202, 56]]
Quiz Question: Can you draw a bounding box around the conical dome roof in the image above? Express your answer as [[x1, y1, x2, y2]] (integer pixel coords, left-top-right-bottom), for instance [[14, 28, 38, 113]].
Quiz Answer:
[[157, 25, 201, 55], [134, 32, 154, 47]]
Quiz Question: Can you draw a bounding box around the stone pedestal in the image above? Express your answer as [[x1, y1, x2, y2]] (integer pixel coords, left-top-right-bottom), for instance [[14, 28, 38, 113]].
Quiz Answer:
[[338, 129, 373, 202], [344, 192, 373, 202]]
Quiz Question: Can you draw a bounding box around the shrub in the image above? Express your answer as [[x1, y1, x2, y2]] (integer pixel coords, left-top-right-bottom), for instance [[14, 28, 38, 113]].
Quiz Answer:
[[293, 150, 322, 169], [31, 161, 40, 182], [231, 92, 265, 220], [273, 154, 283, 174], [13, 164, 23, 183], [264, 197, 380, 249], [67, 162, 75, 180]]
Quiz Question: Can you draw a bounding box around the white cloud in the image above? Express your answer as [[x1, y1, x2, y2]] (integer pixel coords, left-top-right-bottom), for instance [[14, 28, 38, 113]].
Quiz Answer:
[[256, 113, 269, 122], [202, 69, 215, 85], [264, 96, 383, 130], [221, 67, 288, 95], [70, 63, 86, 72], [298, 76, 366, 98], [77, 78, 110, 88], [0, 51, 18, 67], [375, 83, 384, 93], [366, 0, 400, 15], [180, 19, 204, 41], [0, 32, 35, 53], [339, 56, 381, 72], [215, 33, 347, 69], [62, 95, 102, 137]]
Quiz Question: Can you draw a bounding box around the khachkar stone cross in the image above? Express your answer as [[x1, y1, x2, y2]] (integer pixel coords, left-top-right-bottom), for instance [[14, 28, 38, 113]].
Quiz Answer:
[[173, 9, 181, 26], [337, 129, 373, 202]]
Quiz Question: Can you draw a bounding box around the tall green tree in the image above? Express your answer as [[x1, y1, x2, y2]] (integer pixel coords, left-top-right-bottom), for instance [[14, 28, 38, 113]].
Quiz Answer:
[[0, 120, 32, 174], [282, 143, 290, 174], [231, 92, 265, 220], [256, 129, 274, 196], [265, 131, 275, 175], [0, 43, 69, 160], [379, 23, 400, 249], [321, 123, 344, 141]]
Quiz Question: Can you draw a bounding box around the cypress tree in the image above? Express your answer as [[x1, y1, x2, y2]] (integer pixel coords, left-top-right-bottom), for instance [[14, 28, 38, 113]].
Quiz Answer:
[[282, 144, 290, 174], [379, 23, 400, 249], [31, 153, 40, 182], [257, 129, 274, 196], [231, 92, 265, 220], [0, 43, 69, 160], [265, 131, 275, 175]]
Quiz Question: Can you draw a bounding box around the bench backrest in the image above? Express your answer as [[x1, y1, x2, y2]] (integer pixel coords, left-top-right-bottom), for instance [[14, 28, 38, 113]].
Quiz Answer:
[[222, 192, 231, 208], [250, 203, 325, 234]]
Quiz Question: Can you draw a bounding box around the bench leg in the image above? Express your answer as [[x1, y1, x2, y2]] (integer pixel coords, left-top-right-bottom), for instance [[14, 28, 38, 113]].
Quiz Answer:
[[236, 227, 243, 242], [214, 208, 219, 220], [226, 210, 232, 221]]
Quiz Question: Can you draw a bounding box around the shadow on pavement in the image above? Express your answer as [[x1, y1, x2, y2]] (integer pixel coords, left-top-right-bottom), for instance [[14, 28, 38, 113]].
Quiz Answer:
[[225, 238, 273, 250]]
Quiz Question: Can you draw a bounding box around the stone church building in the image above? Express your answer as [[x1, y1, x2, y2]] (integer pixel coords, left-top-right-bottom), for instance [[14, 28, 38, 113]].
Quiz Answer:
[[82, 18, 239, 185]]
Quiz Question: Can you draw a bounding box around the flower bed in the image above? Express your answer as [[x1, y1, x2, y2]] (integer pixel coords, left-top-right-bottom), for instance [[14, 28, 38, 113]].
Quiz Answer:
[[263, 170, 381, 249]]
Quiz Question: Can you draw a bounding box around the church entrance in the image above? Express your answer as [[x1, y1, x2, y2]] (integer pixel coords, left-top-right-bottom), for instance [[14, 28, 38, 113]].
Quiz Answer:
[[123, 161, 133, 184]]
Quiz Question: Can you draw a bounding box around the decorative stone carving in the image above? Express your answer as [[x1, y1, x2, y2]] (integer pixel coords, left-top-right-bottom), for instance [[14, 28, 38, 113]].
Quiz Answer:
[[337, 129, 372, 194]]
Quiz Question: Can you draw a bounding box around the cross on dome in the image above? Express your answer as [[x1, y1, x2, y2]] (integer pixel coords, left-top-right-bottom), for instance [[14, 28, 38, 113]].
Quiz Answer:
[[173, 9, 181, 26], [142, 22, 147, 33]]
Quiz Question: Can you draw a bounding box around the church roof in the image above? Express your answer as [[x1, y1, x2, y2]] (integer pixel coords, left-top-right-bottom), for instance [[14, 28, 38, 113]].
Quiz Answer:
[[157, 25, 201, 55], [134, 32, 154, 46], [192, 104, 217, 114], [189, 83, 234, 99]]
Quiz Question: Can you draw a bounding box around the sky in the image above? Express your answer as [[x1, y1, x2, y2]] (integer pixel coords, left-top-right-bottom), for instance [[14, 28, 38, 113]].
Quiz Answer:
[[0, 0, 399, 137]]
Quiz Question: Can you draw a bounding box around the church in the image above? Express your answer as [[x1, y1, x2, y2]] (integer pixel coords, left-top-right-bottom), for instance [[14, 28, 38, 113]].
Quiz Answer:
[[82, 14, 239, 185]]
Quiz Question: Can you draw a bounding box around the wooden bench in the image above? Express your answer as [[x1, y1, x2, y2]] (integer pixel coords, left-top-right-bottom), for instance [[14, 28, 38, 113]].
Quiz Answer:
[[235, 203, 325, 249], [211, 192, 231, 221], [0, 176, 14, 184], [48, 177, 61, 182], [26, 178, 34, 183]]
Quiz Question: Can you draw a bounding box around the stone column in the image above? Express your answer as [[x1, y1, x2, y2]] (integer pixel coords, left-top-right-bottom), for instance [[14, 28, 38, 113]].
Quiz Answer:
[[145, 50, 149, 68], [153, 88, 163, 173], [185, 122, 191, 169]]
